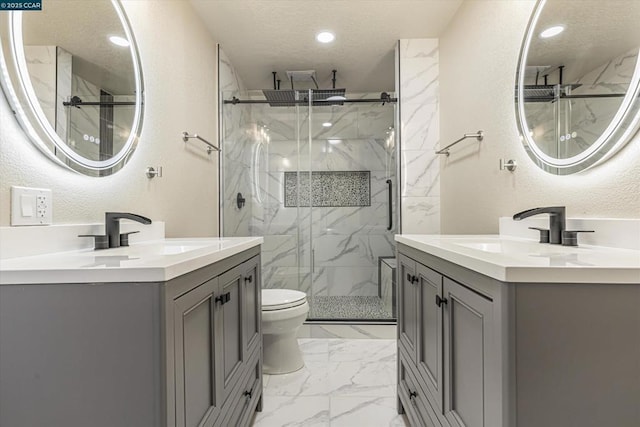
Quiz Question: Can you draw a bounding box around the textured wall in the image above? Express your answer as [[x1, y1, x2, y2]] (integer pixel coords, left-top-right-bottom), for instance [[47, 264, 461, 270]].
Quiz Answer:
[[0, 1, 219, 237], [398, 39, 441, 234], [439, 1, 640, 234]]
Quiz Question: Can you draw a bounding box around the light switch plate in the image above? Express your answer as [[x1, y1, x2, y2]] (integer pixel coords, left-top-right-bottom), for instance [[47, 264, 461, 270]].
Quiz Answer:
[[11, 186, 53, 226]]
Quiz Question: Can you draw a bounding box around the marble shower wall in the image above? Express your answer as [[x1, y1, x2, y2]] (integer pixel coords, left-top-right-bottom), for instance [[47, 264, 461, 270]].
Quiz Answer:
[[219, 47, 253, 237], [398, 39, 441, 234]]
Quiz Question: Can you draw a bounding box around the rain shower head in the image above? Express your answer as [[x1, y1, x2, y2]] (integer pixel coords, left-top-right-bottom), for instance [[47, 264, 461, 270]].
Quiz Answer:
[[263, 69, 346, 107], [262, 88, 346, 107], [517, 84, 583, 102]]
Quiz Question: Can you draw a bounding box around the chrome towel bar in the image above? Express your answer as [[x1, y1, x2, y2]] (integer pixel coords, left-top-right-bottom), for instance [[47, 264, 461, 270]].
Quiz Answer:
[[436, 130, 483, 156], [182, 131, 220, 154]]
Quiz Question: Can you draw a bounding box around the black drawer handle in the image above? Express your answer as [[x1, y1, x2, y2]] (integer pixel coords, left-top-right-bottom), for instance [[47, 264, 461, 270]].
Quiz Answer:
[[406, 274, 419, 284], [243, 388, 253, 399], [215, 292, 231, 305], [435, 295, 448, 307], [244, 275, 253, 283]]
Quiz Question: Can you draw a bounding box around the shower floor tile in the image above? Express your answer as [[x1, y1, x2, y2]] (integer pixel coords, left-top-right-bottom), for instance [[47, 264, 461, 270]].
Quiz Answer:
[[308, 295, 393, 320]]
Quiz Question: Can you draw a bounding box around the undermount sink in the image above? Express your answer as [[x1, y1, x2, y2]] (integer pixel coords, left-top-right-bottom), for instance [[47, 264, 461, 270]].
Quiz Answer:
[[131, 240, 228, 255], [91, 239, 230, 257], [449, 237, 573, 256], [457, 241, 504, 253]]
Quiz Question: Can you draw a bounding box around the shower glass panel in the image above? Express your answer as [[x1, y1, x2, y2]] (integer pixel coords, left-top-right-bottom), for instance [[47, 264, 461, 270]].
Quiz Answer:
[[220, 89, 397, 322]]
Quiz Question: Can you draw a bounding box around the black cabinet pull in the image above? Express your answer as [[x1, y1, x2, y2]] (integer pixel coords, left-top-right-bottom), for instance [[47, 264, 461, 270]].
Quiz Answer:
[[435, 295, 448, 307], [215, 292, 231, 305], [409, 390, 418, 403], [243, 388, 253, 399], [406, 274, 419, 284], [244, 275, 253, 283]]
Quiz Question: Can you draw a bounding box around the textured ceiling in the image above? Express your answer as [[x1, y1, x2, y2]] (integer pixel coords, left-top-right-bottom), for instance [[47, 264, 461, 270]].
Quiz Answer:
[[190, 0, 463, 92]]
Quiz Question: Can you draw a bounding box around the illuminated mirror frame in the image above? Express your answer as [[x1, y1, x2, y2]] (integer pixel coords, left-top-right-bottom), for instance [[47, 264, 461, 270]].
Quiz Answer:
[[0, 0, 144, 175], [515, 0, 640, 174]]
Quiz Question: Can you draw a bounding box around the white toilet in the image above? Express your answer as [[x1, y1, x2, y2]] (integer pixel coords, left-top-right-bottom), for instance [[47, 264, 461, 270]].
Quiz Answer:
[[261, 289, 309, 374]]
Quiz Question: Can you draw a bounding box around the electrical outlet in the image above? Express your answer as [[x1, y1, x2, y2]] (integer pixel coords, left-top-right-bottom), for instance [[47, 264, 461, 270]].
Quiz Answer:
[[11, 186, 52, 226]]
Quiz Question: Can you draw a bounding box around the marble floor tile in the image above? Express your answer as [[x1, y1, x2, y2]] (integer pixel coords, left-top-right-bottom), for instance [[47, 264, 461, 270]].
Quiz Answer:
[[307, 324, 397, 339], [329, 396, 408, 427], [264, 361, 332, 396], [328, 361, 397, 397], [328, 339, 396, 363], [252, 396, 330, 427], [299, 338, 330, 363], [253, 338, 402, 426]]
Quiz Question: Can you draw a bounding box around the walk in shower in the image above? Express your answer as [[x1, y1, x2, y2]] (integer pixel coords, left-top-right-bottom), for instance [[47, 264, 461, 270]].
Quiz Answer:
[[220, 89, 398, 321]]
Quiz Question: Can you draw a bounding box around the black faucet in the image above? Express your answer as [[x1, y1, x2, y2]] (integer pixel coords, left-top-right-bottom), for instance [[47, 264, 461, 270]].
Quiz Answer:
[[105, 212, 152, 248], [513, 207, 566, 244]]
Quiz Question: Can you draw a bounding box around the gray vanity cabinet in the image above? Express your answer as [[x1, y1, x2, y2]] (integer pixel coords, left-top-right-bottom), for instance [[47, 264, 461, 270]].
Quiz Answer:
[[398, 254, 443, 411], [172, 252, 262, 427], [173, 276, 222, 427], [397, 247, 500, 427], [0, 245, 262, 427], [441, 277, 494, 427], [398, 254, 419, 358], [398, 242, 640, 427], [241, 257, 261, 360]]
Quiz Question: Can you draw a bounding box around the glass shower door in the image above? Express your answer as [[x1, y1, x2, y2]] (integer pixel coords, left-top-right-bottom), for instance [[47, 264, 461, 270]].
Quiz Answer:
[[220, 89, 397, 322], [306, 91, 397, 321]]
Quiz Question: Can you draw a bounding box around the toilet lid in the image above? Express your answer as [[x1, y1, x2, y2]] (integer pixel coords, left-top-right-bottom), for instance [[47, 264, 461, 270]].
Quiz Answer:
[[262, 289, 307, 311]]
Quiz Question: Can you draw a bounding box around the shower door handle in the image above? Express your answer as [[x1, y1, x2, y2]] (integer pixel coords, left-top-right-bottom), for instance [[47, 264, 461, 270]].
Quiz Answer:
[[386, 179, 392, 231], [311, 249, 315, 273]]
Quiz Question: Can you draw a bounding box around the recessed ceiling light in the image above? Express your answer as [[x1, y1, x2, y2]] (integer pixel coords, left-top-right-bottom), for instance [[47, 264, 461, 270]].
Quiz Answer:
[[539, 25, 564, 39], [109, 35, 130, 47], [316, 31, 335, 43], [328, 139, 342, 145], [322, 122, 332, 127]]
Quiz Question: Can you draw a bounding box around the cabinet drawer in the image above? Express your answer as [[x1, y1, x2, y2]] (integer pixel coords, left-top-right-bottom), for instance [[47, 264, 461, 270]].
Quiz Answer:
[[399, 349, 441, 427], [218, 351, 262, 427]]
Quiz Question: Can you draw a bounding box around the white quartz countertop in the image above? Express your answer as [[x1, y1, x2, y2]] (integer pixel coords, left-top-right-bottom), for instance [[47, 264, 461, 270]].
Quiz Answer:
[[396, 235, 640, 284], [0, 237, 263, 285]]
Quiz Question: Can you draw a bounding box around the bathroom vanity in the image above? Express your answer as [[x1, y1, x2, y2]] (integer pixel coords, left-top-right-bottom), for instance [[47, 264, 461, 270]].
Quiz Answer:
[[395, 234, 640, 427], [0, 237, 263, 427]]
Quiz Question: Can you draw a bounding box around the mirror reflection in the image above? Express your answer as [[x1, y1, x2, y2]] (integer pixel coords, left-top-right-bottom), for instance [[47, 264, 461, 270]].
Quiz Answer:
[[0, 0, 143, 176], [23, 1, 136, 164], [516, 0, 640, 174]]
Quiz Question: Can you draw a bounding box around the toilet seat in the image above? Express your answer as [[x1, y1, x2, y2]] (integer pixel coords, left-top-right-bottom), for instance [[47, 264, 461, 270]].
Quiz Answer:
[[262, 289, 307, 311]]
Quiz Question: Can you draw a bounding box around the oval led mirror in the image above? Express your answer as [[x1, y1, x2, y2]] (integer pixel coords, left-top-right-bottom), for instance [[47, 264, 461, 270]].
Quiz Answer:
[[515, 0, 640, 174], [0, 0, 143, 176]]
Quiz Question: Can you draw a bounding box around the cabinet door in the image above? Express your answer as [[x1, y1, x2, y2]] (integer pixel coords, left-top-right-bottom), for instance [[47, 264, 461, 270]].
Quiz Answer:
[[218, 266, 245, 407], [174, 278, 221, 427], [398, 254, 419, 360], [416, 263, 443, 413], [442, 278, 494, 427], [241, 256, 261, 359]]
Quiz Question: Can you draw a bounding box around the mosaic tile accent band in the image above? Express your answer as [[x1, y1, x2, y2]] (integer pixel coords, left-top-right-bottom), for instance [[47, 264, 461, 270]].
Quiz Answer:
[[284, 171, 371, 207]]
